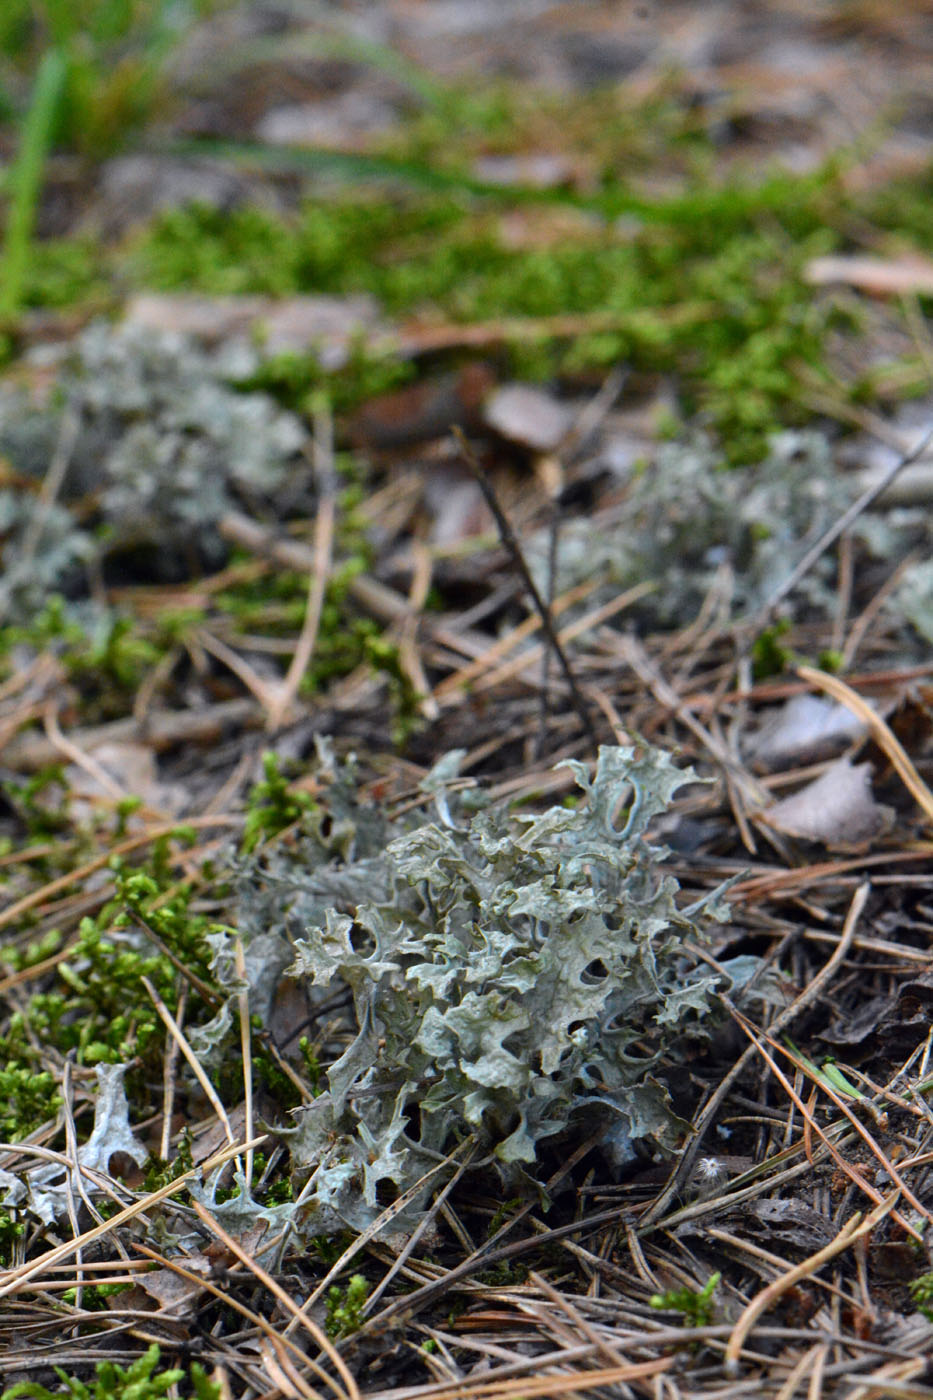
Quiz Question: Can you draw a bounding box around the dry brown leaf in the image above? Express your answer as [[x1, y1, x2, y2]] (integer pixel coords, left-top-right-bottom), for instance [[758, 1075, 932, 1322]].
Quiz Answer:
[[122, 1257, 211, 1316]]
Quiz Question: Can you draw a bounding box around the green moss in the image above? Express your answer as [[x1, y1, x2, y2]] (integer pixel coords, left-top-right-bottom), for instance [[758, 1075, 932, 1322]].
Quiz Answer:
[[364, 635, 424, 747], [124, 168, 850, 460], [213, 555, 380, 693], [62, 614, 161, 719], [18, 855, 216, 1071], [0, 928, 63, 973], [912, 1269, 933, 1321], [650, 1271, 721, 1328], [143, 1129, 193, 1193], [1, 766, 71, 839], [60, 1281, 128, 1308], [241, 750, 317, 854], [751, 620, 793, 680], [0, 1062, 61, 1140], [5, 68, 933, 462], [0, 600, 160, 725], [242, 345, 415, 416], [863, 167, 933, 253], [325, 1273, 370, 1338], [0, 1342, 219, 1400]]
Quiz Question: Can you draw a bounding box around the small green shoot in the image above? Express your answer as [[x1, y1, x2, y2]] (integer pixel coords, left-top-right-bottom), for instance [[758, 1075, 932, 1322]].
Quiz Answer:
[[0, 1341, 219, 1400], [325, 1273, 369, 1338], [241, 751, 317, 853], [650, 1272, 721, 1327], [911, 1271, 933, 1321], [751, 619, 793, 680], [784, 1039, 865, 1100]]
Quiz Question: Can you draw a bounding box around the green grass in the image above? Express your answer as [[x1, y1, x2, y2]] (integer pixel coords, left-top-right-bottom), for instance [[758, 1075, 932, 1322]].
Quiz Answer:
[[0, 0, 218, 158], [0, 47, 67, 325]]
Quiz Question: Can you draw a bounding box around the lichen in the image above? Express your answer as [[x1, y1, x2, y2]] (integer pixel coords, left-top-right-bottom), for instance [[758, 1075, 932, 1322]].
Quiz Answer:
[[283, 744, 739, 1235], [0, 320, 306, 619], [528, 430, 925, 630]]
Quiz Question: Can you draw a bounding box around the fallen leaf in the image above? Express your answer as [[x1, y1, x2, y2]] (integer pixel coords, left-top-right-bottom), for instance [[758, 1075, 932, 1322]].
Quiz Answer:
[[67, 740, 187, 820], [758, 756, 894, 849], [349, 364, 494, 449], [745, 694, 869, 769], [423, 466, 491, 545], [483, 382, 573, 452], [821, 972, 933, 1053], [123, 1257, 211, 1316]]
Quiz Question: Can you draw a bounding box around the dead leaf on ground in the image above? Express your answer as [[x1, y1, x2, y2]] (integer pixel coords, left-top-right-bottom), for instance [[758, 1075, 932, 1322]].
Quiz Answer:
[[122, 1257, 212, 1317], [349, 365, 494, 449], [821, 972, 933, 1053], [744, 694, 869, 769], [66, 740, 188, 822], [423, 465, 491, 545], [757, 756, 894, 849], [483, 382, 574, 452]]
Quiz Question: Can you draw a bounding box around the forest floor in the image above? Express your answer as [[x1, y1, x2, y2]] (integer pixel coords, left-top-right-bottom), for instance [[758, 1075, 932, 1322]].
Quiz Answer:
[[3, 3, 933, 1397]]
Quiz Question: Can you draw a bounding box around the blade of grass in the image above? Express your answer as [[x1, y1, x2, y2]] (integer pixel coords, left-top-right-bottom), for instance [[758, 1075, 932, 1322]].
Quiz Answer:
[[0, 46, 67, 323]]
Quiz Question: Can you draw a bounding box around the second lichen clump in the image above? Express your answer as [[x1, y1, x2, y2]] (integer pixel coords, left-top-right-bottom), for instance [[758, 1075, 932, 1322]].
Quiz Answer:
[[0, 321, 306, 620], [287, 745, 736, 1233]]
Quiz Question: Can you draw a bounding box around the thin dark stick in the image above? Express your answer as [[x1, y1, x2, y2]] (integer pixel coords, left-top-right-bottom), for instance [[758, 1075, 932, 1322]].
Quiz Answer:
[[537, 497, 560, 757], [538, 368, 627, 756], [453, 428, 599, 748]]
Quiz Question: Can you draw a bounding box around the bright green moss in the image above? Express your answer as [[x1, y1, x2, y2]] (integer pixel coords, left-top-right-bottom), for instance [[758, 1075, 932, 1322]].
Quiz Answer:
[[21, 859, 215, 1068], [241, 751, 317, 853], [124, 167, 849, 460], [7, 68, 933, 462], [0, 1342, 219, 1400], [0, 1062, 61, 1140]]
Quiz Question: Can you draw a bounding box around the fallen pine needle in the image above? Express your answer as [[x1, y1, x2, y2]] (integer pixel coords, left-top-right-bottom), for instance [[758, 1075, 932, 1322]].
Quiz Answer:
[[724, 1193, 899, 1375]]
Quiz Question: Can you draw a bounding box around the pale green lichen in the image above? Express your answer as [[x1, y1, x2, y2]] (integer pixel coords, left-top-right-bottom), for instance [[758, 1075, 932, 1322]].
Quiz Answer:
[[0, 321, 306, 619], [529, 431, 857, 628], [284, 744, 740, 1235]]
